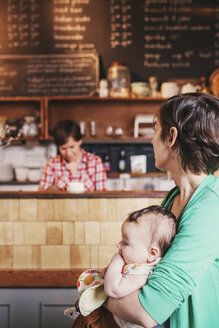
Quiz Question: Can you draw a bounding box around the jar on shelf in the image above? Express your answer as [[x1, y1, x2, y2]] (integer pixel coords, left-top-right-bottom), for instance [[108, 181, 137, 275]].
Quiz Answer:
[[99, 79, 109, 97], [22, 116, 38, 137], [118, 149, 126, 172], [103, 153, 111, 172], [107, 62, 131, 97]]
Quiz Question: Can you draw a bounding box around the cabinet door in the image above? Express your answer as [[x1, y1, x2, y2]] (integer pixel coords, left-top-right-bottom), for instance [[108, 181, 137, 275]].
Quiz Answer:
[[0, 287, 78, 328]]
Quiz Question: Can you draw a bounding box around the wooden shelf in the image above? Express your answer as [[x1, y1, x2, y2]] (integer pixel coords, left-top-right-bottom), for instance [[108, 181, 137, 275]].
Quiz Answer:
[[0, 97, 44, 139], [45, 96, 165, 102], [44, 96, 163, 140], [107, 171, 167, 179]]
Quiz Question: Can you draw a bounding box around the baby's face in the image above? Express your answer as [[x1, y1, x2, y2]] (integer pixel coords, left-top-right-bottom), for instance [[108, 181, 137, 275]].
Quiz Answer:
[[117, 219, 151, 264]]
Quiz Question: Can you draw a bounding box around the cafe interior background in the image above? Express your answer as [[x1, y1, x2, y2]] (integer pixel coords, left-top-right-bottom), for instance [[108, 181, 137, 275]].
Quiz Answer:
[[0, 0, 218, 192], [0, 1, 218, 327]]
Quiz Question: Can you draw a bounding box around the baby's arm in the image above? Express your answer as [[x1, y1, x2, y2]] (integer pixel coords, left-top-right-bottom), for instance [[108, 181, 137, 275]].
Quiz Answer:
[[104, 253, 148, 299]]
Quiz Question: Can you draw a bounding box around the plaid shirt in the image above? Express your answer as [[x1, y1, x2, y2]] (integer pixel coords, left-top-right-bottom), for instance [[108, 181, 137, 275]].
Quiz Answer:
[[39, 150, 107, 191]]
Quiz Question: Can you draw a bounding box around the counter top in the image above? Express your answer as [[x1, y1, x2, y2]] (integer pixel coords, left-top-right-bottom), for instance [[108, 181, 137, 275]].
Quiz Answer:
[[0, 270, 82, 287], [0, 190, 167, 199]]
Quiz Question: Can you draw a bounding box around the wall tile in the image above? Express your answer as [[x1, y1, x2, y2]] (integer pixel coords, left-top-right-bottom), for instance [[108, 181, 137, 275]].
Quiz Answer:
[[76, 199, 89, 221], [13, 245, 32, 269], [100, 221, 122, 245], [0, 199, 8, 220], [14, 222, 24, 245], [107, 199, 117, 221], [54, 199, 77, 221], [46, 222, 62, 245], [8, 199, 19, 221], [89, 245, 99, 268], [63, 222, 74, 245], [116, 198, 138, 220], [20, 199, 37, 221], [147, 198, 162, 206], [98, 245, 117, 268], [24, 222, 46, 245], [32, 245, 41, 269], [41, 245, 70, 269], [70, 245, 90, 268], [88, 199, 108, 221], [74, 222, 85, 245], [0, 222, 13, 245], [136, 198, 151, 209], [37, 199, 54, 221], [85, 222, 100, 245], [0, 246, 12, 269]]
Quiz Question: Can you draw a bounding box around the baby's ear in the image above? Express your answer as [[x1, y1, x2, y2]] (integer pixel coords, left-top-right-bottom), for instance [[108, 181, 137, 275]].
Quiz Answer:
[[147, 246, 160, 263]]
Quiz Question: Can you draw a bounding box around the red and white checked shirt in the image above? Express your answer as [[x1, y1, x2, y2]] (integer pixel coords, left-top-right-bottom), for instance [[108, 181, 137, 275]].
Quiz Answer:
[[39, 150, 107, 191]]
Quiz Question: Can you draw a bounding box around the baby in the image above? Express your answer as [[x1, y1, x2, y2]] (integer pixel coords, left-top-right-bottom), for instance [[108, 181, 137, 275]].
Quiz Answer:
[[65, 205, 176, 328]]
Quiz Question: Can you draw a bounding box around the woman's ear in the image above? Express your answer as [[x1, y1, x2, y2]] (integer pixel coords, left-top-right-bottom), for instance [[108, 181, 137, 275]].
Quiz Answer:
[[147, 246, 160, 263], [167, 127, 178, 148]]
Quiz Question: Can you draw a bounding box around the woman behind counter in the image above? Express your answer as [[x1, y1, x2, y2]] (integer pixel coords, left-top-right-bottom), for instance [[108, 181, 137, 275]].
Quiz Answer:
[[39, 120, 107, 191]]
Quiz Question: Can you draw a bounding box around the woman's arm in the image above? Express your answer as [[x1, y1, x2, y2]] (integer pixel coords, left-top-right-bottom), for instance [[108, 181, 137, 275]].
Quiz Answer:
[[104, 253, 148, 298], [105, 291, 158, 328]]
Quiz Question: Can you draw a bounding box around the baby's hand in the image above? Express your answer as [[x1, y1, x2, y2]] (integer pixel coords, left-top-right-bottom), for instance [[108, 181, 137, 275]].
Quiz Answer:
[[110, 253, 125, 266]]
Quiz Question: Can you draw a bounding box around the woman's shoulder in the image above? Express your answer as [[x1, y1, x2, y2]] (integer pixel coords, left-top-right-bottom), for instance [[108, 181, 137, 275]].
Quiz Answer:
[[194, 174, 219, 201]]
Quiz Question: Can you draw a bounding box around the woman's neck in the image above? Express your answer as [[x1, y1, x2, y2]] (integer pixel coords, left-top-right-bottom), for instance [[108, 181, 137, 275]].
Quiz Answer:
[[171, 169, 207, 217]]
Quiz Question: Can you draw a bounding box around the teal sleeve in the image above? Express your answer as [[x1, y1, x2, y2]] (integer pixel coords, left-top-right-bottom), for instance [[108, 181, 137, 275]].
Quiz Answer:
[[139, 184, 219, 324]]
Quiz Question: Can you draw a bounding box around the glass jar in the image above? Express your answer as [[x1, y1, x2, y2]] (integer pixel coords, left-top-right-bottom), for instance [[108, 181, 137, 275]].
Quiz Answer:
[[22, 116, 38, 137], [107, 62, 130, 97]]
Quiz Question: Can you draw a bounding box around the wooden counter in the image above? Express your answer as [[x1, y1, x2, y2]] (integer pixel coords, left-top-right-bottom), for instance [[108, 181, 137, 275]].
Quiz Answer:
[[0, 269, 81, 287], [0, 190, 167, 199]]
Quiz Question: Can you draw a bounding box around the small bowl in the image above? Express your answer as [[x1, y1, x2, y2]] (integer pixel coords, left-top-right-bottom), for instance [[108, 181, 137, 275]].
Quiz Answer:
[[15, 167, 28, 182], [131, 82, 151, 97], [27, 168, 42, 182]]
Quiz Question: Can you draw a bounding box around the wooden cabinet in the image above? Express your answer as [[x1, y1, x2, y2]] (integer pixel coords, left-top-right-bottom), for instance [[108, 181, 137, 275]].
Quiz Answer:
[[44, 96, 164, 142], [0, 97, 44, 140]]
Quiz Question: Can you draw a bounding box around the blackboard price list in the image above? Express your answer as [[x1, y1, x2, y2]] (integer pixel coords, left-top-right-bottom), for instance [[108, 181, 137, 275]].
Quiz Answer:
[[7, 0, 40, 50], [110, 0, 133, 48], [52, 0, 95, 52], [0, 53, 98, 96], [214, 12, 219, 66], [143, 0, 216, 74]]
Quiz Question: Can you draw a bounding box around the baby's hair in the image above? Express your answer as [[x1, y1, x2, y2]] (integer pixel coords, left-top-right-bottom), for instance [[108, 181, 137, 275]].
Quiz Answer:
[[127, 205, 176, 256]]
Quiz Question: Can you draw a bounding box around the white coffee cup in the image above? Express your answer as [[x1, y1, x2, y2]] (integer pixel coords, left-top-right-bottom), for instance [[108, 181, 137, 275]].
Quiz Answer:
[[67, 182, 85, 193], [161, 82, 180, 98]]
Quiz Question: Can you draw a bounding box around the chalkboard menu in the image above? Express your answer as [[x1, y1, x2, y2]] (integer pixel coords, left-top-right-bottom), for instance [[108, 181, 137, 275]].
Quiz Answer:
[[0, 54, 98, 96], [0, 0, 218, 96]]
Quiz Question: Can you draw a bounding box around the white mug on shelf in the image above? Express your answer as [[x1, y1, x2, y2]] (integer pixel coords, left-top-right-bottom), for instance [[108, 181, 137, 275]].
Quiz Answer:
[[161, 82, 180, 98]]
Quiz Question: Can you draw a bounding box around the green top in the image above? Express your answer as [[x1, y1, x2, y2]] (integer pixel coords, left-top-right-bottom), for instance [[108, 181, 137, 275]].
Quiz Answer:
[[139, 174, 219, 328]]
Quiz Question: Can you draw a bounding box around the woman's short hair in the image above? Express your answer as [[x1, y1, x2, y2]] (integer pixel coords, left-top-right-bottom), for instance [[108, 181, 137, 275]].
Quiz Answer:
[[158, 93, 219, 174], [53, 120, 82, 146]]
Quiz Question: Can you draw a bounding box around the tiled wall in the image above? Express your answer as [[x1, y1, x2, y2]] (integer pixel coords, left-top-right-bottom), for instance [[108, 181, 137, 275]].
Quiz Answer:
[[0, 197, 161, 270]]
